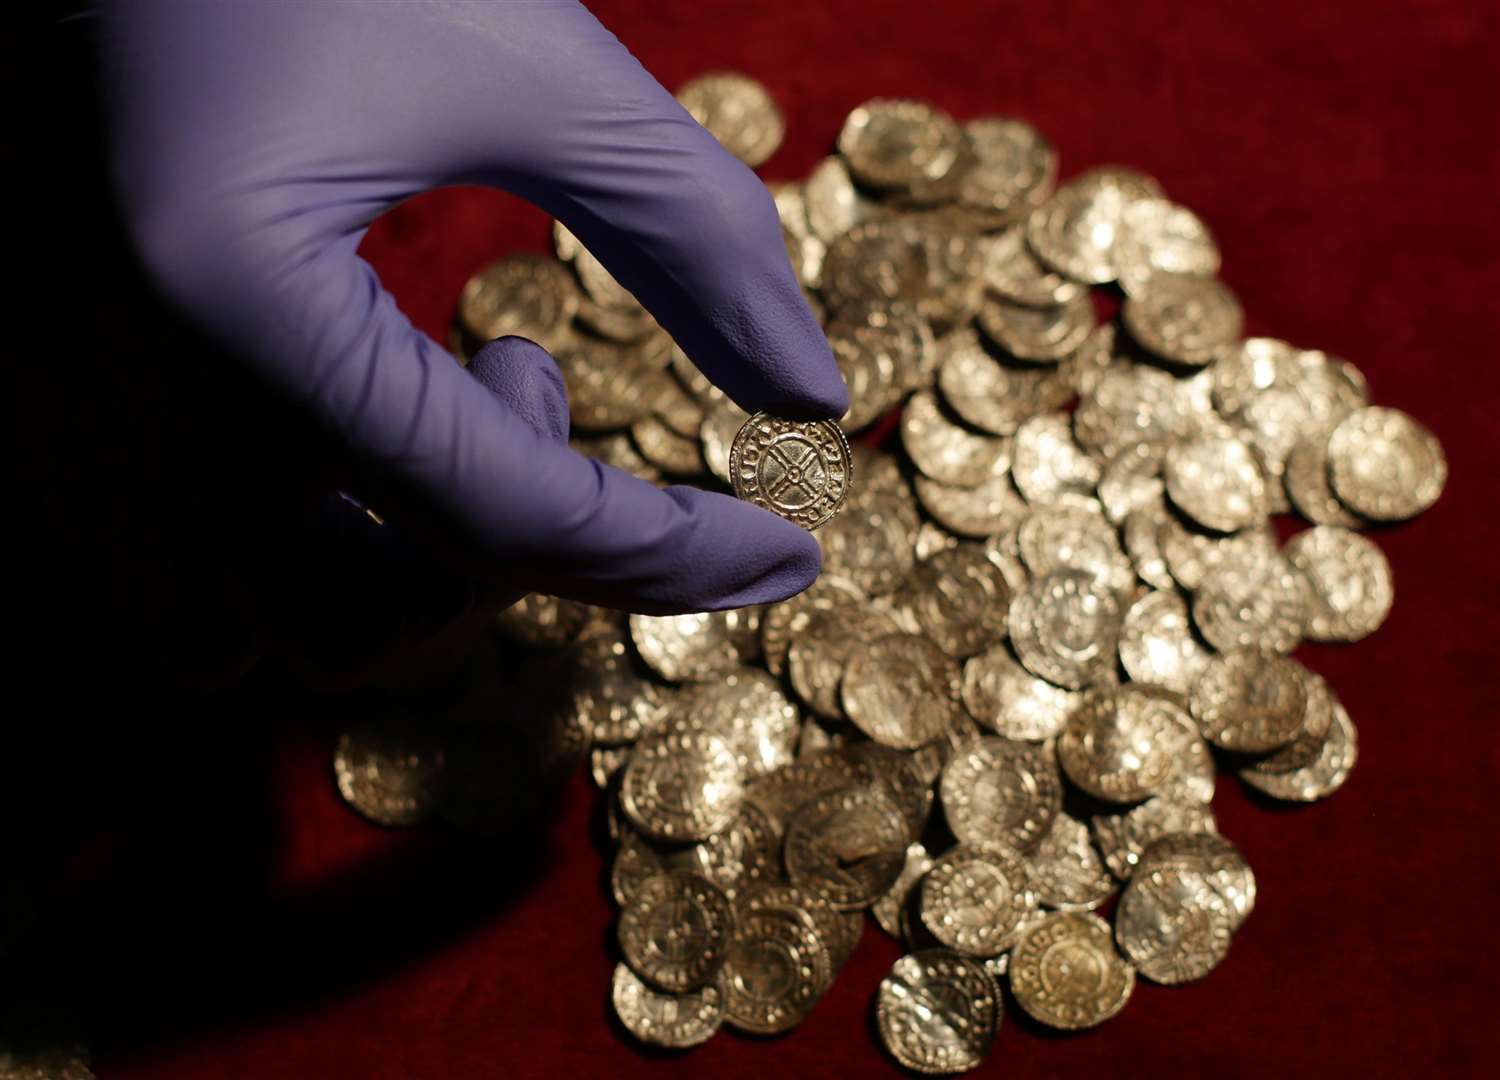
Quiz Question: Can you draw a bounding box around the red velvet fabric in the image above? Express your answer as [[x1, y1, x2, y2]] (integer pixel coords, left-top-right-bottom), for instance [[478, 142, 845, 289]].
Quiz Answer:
[[99, 1, 1498, 1076]]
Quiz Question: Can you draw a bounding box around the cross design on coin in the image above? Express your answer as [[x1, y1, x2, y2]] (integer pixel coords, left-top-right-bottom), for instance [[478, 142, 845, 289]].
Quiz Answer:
[[762, 438, 827, 510]]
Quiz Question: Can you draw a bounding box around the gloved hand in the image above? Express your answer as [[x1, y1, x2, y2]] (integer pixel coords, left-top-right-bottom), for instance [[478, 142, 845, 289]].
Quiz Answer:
[[97, 0, 847, 616]]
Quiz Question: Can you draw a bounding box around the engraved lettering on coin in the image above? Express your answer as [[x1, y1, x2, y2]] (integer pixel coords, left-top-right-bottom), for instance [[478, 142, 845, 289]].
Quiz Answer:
[[1189, 649, 1309, 754], [1008, 571, 1121, 690], [721, 908, 832, 1034], [617, 872, 735, 993], [619, 730, 744, 842], [729, 412, 852, 530], [940, 737, 1062, 853], [1009, 912, 1136, 1030], [920, 844, 1039, 957], [611, 963, 725, 1049]]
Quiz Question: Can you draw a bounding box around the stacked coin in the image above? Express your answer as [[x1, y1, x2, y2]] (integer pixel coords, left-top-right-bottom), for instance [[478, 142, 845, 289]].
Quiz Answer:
[[335, 73, 1444, 1072]]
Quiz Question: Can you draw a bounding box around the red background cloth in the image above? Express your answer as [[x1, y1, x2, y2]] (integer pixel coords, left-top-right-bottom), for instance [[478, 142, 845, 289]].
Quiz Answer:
[[98, 1, 1499, 1077]]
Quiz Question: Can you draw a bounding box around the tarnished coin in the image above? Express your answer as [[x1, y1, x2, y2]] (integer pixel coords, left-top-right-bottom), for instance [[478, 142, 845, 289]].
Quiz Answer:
[[743, 751, 878, 835], [838, 98, 965, 192], [1190, 649, 1309, 753], [1058, 685, 1200, 803], [904, 545, 1013, 658], [961, 641, 1081, 741], [1284, 526, 1394, 642], [901, 390, 1011, 488], [1092, 796, 1218, 882], [873, 841, 936, 938], [495, 592, 596, 649], [1241, 695, 1358, 801], [804, 155, 879, 243], [632, 414, 704, 477], [977, 292, 1094, 363], [1025, 167, 1164, 285], [1138, 832, 1256, 928], [759, 573, 865, 677], [676, 71, 785, 167], [1008, 571, 1121, 690], [1326, 406, 1446, 520], [1114, 198, 1220, 297], [333, 715, 446, 828], [1017, 501, 1134, 600], [787, 605, 902, 719], [842, 634, 962, 749], [936, 327, 1073, 437], [729, 412, 853, 530], [721, 906, 832, 1034], [457, 254, 577, 348], [822, 219, 930, 317], [1159, 513, 1278, 592], [1072, 363, 1204, 461], [662, 669, 800, 777], [980, 226, 1082, 307], [700, 400, 749, 484], [1254, 667, 1337, 774], [1009, 912, 1135, 1030], [818, 492, 919, 595], [1191, 556, 1308, 654], [1098, 441, 1167, 525], [1028, 812, 1116, 912], [736, 880, 862, 972], [913, 462, 1028, 541], [920, 845, 1038, 957], [876, 950, 1000, 1075], [618, 871, 735, 993], [611, 962, 725, 1049], [1163, 433, 1269, 533], [620, 730, 744, 842], [1123, 273, 1243, 367], [940, 737, 1062, 853], [1011, 414, 1102, 504], [565, 627, 666, 745], [629, 608, 760, 683], [1115, 857, 1235, 985], [1119, 590, 1212, 696], [1284, 430, 1365, 527], [784, 784, 911, 910], [960, 116, 1057, 220]]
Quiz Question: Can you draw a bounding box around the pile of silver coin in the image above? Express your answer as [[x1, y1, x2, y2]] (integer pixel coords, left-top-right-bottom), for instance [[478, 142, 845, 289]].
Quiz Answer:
[[334, 71, 1446, 1072]]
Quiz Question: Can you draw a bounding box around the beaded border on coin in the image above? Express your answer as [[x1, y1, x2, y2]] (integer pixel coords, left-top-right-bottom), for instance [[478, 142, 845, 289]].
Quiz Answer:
[[729, 412, 853, 530]]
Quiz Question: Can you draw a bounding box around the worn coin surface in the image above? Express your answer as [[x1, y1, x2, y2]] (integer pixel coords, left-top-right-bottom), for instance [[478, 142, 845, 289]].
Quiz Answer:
[[1012, 414, 1102, 504], [1123, 273, 1243, 367], [977, 292, 1094, 362], [1191, 556, 1308, 655], [1326, 406, 1446, 521], [920, 844, 1038, 957], [1283, 429, 1365, 527], [458, 253, 578, 348], [1008, 570, 1121, 690], [1253, 667, 1337, 774], [936, 328, 1073, 438], [333, 713, 447, 829], [662, 670, 800, 777], [904, 545, 1013, 658], [1092, 796, 1218, 882], [901, 390, 1011, 488], [1118, 590, 1212, 696], [784, 785, 911, 910], [837, 98, 965, 192], [1025, 167, 1163, 285], [842, 634, 962, 748], [611, 962, 725, 1048], [1163, 433, 1269, 533], [961, 641, 1081, 741], [1009, 912, 1135, 1030], [736, 880, 861, 972], [1190, 649, 1309, 753], [620, 730, 744, 841], [873, 842, 936, 939], [729, 412, 853, 530], [817, 493, 919, 595], [1028, 812, 1116, 912], [1058, 685, 1198, 803], [759, 573, 864, 677], [1284, 525, 1394, 642], [940, 737, 1062, 853], [877, 949, 1000, 1075], [787, 606, 902, 719], [676, 71, 785, 167], [1115, 859, 1235, 985], [629, 609, 761, 683], [1137, 832, 1257, 928], [960, 116, 1056, 219], [1114, 198, 1220, 296], [618, 872, 735, 993], [721, 907, 832, 1034], [1240, 695, 1358, 801]]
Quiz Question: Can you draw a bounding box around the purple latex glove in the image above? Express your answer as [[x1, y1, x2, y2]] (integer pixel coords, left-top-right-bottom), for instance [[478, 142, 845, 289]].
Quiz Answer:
[[98, 0, 847, 615]]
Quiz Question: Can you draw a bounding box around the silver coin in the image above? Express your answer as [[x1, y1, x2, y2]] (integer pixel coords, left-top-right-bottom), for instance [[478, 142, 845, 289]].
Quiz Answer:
[[729, 412, 853, 531], [1008, 570, 1121, 690], [1009, 911, 1135, 1030], [940, 737, 1063, 853], [1028, 812, 1117, 912], [1163, 433, 1270, 533], [1058, 685, 1197, 803], [1092, 795, 1218, 882], [961, 640, 1081, 742], [721, 906, 832, 1034], [1189, 649, 1309, 754], [1283, 526, 1394, 642], [619, 730, 744, 842], [1115, 857, 1235, 985], [611, 962, 725, 1049], [617, 871, 735, 993], [1326, 406, 1446, 521], [1118, 590, 1212, 696], [783, 784, 911, 911], [876, 949, 1000, 1074], [676, 71, 785, 167], [1123, 273, 1243, 367], [1240, 695, 1358, 801], [920, 844, 1039, 957]]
